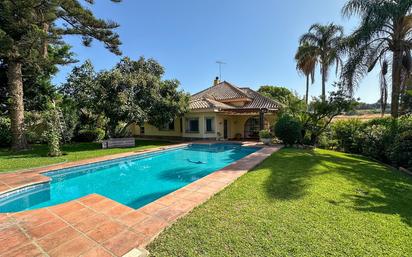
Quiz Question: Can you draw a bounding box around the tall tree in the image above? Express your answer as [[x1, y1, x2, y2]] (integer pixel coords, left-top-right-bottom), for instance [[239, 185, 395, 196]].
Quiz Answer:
[[341, 0, 412, 118], [1, 45, 73, 115], [299, 23, 345, 101], [0, 0, 121, 150], [295, 42, 317, 104]]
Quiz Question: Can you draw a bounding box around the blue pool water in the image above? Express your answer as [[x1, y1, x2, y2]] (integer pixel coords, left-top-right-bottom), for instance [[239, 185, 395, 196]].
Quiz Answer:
[[0, 144, 259, 213]]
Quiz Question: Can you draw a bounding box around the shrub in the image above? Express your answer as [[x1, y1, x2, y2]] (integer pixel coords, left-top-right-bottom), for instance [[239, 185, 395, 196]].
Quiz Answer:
[[361, 118, 399, 163], [74, 128, 105, 142], [317, 128, 338, 149], [274, 115, 302, 146], [332, 119, 364, 153], [392, 130, 412, 170], [361, 124, 390, 161], [397, 115, 412, 132], [45, 127, 62, 157], [259, 130, 272, 139], [0, 117, 11, 147], [25, 112, 47, 144], [390, 116, 412, 169], [325, 116, 412, 169], [43, 109, 63, 157]]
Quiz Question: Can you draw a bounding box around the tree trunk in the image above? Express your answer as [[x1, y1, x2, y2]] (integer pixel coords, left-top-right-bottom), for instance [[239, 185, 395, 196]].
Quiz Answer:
[[305, 75, 309, 104], [7, 60, 28, 150], [42, 22, 49, 58], [321, 65, 326, 101], [391, 50, 402, 118]]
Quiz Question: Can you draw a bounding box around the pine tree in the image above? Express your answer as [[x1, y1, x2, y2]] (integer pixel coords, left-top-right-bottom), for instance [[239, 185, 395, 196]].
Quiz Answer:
[[0, 0, 122, 150]]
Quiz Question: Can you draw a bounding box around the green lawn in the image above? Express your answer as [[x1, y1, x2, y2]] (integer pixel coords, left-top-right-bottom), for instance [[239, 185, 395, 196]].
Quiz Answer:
[[149, 148, 412, 257], [0, 140, 172, 173]]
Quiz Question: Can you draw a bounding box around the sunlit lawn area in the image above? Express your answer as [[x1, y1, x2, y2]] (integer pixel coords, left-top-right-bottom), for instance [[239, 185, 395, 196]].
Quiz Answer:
[[0, 139, 172, 173], [149, 148, 412, 257]]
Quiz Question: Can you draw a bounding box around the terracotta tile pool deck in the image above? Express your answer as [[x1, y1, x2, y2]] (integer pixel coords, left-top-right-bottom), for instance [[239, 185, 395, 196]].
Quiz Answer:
[[0, 142, 281, 257]]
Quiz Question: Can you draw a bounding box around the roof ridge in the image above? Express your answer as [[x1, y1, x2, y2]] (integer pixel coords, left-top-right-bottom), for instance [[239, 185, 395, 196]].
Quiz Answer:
[[221, 81, 250, 99], [191, 85, 214, 98]]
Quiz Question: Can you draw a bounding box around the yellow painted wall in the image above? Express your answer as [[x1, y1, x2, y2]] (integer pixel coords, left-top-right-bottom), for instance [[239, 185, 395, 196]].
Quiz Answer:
[[131, 112, 277, 139], [131, 117, 183, 137]]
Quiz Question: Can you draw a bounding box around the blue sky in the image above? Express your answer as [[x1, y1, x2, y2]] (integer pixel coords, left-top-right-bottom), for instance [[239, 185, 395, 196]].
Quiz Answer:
[[54, 0, 380, 103]]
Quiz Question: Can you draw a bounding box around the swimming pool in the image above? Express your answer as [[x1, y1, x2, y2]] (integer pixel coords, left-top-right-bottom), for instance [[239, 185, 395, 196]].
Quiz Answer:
[[0, 143, 259, 213]]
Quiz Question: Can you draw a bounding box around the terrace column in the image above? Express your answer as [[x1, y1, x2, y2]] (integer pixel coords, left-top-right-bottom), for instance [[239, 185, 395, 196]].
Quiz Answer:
[[259, 110, 264, 131]]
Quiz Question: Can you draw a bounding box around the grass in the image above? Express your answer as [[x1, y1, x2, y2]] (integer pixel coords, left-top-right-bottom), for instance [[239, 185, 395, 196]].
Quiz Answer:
[[333, 113, 391, 121], [0, 139, 172, 173], [148, 148, 412, 257]]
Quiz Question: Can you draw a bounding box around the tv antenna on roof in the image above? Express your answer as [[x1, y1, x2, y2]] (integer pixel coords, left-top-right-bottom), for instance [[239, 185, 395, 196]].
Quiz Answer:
[[216, 61, 226, 80]]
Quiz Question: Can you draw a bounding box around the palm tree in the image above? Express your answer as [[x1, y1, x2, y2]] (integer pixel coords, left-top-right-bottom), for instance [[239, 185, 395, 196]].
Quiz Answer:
[[342, 0, 412, 118], [299, 23, 345, 101], [295, 42, 317, 104]]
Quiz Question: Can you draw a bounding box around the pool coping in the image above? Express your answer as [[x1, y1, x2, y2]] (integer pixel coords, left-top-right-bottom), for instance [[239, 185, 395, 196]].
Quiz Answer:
[[0, 143, 282, 257]]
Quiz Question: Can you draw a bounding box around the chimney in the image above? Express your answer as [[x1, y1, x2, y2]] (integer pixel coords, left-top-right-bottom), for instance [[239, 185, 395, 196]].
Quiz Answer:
[[213, 76, 220, 86]]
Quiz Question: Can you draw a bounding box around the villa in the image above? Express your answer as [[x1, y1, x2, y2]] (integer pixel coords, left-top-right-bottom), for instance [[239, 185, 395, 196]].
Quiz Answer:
[[132, 78, 282, 140]]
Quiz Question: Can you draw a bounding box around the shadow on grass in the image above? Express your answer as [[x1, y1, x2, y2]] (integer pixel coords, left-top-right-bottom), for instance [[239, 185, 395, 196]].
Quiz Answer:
[[264, 148, 321, 200], [0, 145, 49, 158], [321, 153, 412, 227], [264, 148, 412, 226]]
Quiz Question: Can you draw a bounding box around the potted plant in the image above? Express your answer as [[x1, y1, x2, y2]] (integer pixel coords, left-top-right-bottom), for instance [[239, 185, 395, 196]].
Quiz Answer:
[[259, 129, 272, 145]]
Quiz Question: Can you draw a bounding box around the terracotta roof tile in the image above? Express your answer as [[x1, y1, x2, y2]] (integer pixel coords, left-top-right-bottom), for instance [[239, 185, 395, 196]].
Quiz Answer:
[[191, 81, 249, 101], [239, 88, 282, 110], [189, 98, 234, 110], [189, 81, 281, 111]]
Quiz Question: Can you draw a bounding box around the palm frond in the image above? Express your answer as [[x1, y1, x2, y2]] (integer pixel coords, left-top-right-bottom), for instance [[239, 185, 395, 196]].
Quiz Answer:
[[342, 0, 374, 18], [341, 44, 369, 94], [299, 33, 320, 46]]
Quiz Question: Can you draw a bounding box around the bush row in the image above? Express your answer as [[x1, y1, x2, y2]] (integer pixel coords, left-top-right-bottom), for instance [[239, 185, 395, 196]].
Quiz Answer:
[[320, 116, 412, 170], [0, 114, 106, 147], [73, 128, 105, 142], [0, 117, 11, 147]]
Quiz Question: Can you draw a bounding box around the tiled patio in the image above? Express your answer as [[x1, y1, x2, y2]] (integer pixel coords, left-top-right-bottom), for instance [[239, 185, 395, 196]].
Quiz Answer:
[[0, 143, 281, 257]]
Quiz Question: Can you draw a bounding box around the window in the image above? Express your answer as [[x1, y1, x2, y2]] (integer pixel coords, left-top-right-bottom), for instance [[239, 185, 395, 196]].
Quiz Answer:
[[186, 118, 199, 133], [140, 126, 145, 134], [205, 117, 214, 133], [159, 121, 175, 131]]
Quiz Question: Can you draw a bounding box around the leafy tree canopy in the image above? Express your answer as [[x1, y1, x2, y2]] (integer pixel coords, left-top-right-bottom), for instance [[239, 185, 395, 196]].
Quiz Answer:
[[301, 83, 357, 144], [0, 0, 121, 62], [61, 57, 190, 137], [258, 85, 306, 115]]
